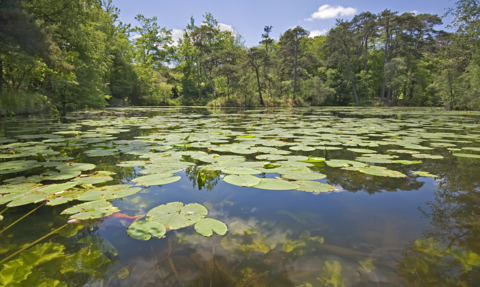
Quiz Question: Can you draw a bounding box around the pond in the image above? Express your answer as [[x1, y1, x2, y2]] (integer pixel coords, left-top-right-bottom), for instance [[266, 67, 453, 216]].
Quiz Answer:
[[0, 107, 479, 287]]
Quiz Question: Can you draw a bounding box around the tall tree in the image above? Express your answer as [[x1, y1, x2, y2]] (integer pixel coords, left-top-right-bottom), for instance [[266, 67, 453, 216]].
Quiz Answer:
[[245, 47, 267, 105], [378, 9, 398, 102], [279, 26, 309, 99]]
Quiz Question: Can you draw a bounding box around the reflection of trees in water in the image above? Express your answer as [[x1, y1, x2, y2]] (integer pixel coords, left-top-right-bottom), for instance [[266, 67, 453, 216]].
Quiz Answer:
[[397, 157, 480, 286], [185, 166, 221, 191], [326, 168, 424, 194]]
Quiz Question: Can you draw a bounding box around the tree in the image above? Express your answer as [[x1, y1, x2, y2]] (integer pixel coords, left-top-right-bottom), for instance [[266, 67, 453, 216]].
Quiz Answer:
[[324, 20, 360, 105], [378, 9, 398, 102], [245, 47, 267, 105], [279, 26, 309, 99]]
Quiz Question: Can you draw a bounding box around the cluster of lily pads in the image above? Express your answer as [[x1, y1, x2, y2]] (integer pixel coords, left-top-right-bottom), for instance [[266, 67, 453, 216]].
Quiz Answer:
[[127, 202, 228, 240], [0, 109, 479, 227]]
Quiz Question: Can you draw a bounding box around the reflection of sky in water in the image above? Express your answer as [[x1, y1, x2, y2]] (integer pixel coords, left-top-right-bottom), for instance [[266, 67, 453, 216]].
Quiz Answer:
[[93, 171, 438, 286]]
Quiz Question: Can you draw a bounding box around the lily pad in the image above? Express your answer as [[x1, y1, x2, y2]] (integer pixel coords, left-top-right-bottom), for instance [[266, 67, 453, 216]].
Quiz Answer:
[[412, 171, 437, 177], [146, 202, 208, 230], [42, 171, 81, 181], [256, 154, 286, 161], [223, 175, 261, 187], [57, 163, 96, 172], [412, 154, 444, 159], [452, 153, 480, 159], [281, 172, 326, 181], [300, 157, 325, 163], [131, 174, 181, 186], [72, 176, 113, 185], [290, 146, 315, 151], [76, 185, 141, 201], [221, 167, 261, 175], [127, 221, 166, 241], [61, 200, 120, 220], [116, 161, 148, 167], [357, 166, 407, 178], [296, 181, 336, 193], [394, 160, 422, 165], [347, 148, 376, 154], [252, 178, 299, 190], [194, 218, 228, 237]]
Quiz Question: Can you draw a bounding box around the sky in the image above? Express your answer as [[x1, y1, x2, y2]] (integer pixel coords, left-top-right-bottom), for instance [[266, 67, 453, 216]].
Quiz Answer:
[[112, 0, 455, 47]]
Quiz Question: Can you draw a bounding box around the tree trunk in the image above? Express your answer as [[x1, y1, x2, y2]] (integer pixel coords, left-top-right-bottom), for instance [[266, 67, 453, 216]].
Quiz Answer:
[[254, 66, 265, 106], [387, 86, 392, 103], [448, 72, 455, 110], [380, 19, 390, 103], [293, 41, 298, 99], [364, 36, 369, 73]]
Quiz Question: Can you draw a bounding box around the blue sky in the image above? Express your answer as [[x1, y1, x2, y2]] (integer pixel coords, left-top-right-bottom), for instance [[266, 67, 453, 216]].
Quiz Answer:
[[112, 0, 454, 46]]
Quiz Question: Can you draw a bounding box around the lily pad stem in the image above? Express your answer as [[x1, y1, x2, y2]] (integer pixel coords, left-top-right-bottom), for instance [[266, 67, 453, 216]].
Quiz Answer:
[[0, 202, 46, 235], [0, 223, 68, 264], [0, 207, 8, 215]]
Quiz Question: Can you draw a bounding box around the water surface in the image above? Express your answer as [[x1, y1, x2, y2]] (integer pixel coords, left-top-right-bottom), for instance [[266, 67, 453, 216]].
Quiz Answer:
[[0, 107, 479, 287]]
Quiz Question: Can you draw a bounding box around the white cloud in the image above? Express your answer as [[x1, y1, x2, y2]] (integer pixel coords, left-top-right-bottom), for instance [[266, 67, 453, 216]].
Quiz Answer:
[[307, 4, 357, 20], [169, 23, 236, 47], [218, 23, 236, 36], [411, 10, 418, 15], [309, 29, 328, 38], [171, 29, 184, 45]]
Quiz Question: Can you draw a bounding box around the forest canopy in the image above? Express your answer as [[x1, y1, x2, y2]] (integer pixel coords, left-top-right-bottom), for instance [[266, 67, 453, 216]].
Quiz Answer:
[[0, 0, 479, 115]]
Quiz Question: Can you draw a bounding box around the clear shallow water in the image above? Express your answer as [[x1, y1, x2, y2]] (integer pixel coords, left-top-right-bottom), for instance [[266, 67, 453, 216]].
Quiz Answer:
[[0, 107, 479, 287]]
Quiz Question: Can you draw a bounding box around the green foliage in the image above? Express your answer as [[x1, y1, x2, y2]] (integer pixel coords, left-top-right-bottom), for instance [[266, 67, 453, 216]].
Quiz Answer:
[[1, 1, 480, 114]]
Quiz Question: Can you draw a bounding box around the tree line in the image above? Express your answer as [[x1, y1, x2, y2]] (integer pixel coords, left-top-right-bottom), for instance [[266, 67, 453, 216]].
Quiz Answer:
[[0, 0, 479, 115]]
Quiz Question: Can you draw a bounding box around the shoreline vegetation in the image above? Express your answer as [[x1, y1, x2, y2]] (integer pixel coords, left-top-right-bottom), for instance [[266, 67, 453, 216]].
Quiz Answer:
[[0, 0, 479, 116]]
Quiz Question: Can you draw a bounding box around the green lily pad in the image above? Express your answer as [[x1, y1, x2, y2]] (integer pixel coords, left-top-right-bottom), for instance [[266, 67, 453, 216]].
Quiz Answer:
[[116, 161, 148, 167], [76, 185, 141, 201], [252, 178, 299, 190], [296, 181, 336, 193], [290, 146, 315, 151], [356, 157, 393, 164], [127, 221, 166, 241], [42, 171, 81, 181], [131, 174, 181, 186], [4, 175, 44, 184], [84, 149, 117, 157], [146, 202, 208, 230], [347, 148, 376, 154], [281, 172, 326, 181], [256, 154, 286, 161], [56, 163, 96, 171], [0, 160, 38, 171], [7, 193, 50, 207], [194, 218, 228, 237], [300, 157, 325, 163], [412, 154, 444, 159], [37, 182, 78, 194], [393, 160, 422, 165], [72, 176, 113, 185], [412, 171, 437, 177], [61, 200, 120, 220], [462, 147, 480, 152], [452, 153, 480, 159], [326, 160, 366, 168], [357, 166, 407, 178], [223, 175, 261, 187], [221, 167, 261, 175]]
